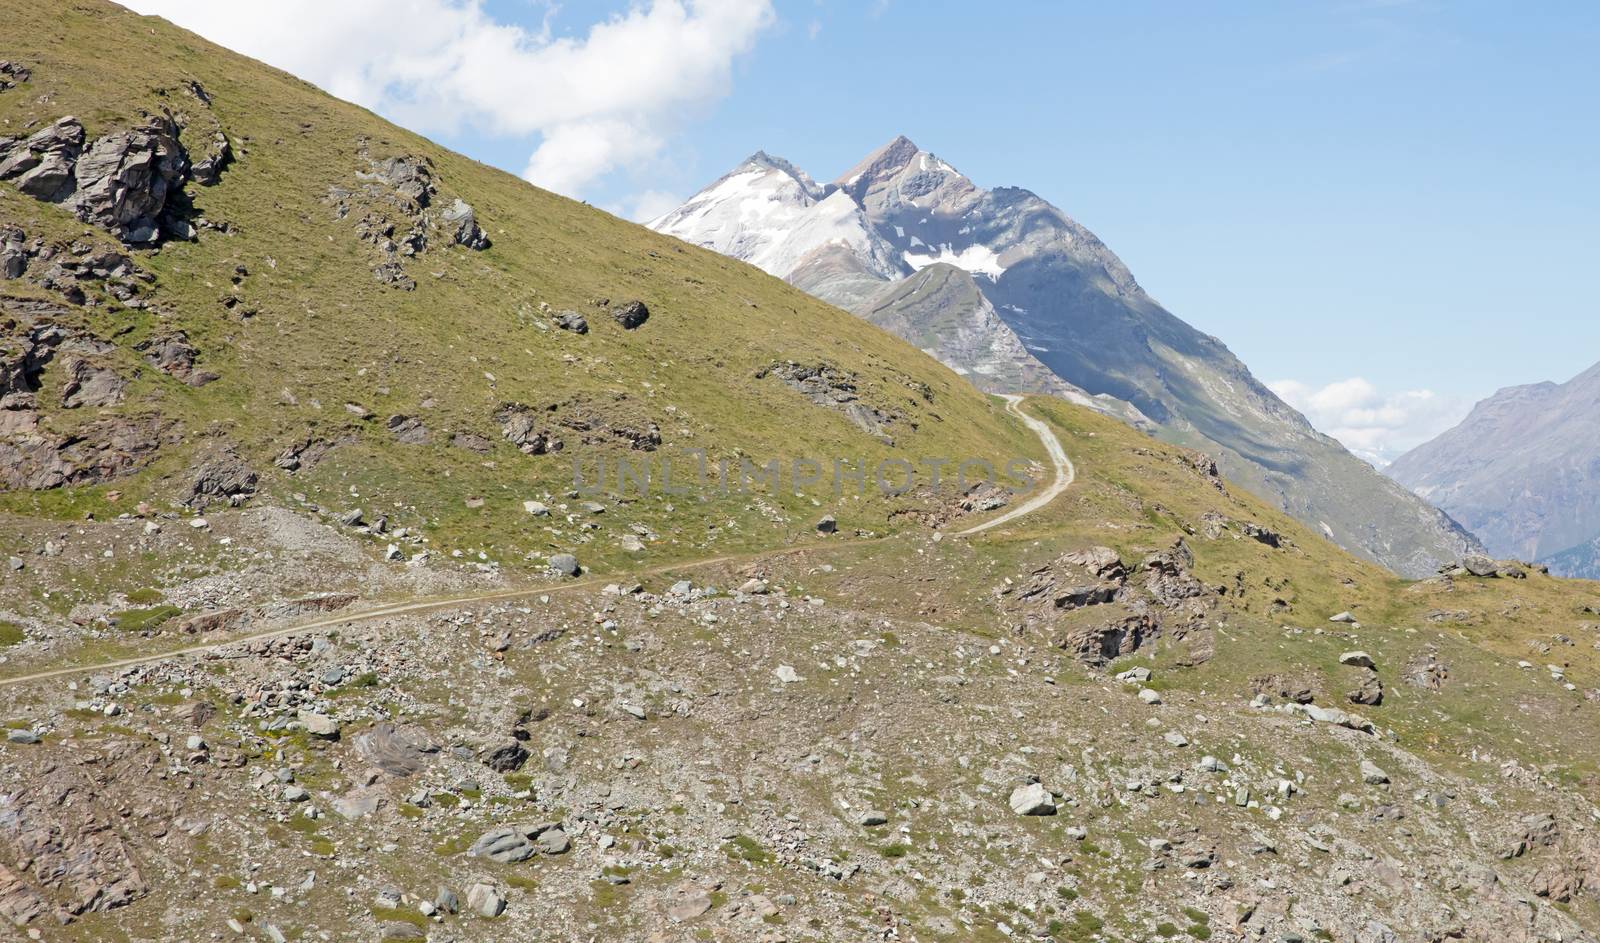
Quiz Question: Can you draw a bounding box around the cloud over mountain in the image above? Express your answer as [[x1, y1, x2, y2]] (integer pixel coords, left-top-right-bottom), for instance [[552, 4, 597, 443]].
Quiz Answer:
[[125, 0, 774, 198], [1269, 377, 1469, 466]]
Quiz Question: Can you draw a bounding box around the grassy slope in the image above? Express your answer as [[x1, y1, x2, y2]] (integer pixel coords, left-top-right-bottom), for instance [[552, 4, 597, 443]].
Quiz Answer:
[[793, 396, 1600, 792], [0, 0, 1038, 571]]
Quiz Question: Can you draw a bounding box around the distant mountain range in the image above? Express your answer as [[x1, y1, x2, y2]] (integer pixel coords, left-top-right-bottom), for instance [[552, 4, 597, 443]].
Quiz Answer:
[[651, 137, 1481, 576], [1388, 361, 1600, 578]]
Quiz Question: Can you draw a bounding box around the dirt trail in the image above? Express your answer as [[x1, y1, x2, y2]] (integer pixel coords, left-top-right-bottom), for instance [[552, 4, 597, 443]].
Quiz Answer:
[[0, 396, 1073, 688]]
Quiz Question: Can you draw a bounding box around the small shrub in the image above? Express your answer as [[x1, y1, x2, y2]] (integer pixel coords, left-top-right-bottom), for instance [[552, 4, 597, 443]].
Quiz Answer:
[[112, 605, 182, 632], [725, 834, 770, 863]]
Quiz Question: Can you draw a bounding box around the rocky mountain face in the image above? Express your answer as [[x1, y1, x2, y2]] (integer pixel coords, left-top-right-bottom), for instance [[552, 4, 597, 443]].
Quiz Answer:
[[1388, 361, 1600, 576], [651, 138, 1481, 577]]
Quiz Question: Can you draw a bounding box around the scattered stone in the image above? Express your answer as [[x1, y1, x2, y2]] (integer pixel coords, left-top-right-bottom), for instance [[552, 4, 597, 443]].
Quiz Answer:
[[465, 881, 505, 918], [1296, 703, 1376, 734], [1138, 688, 1162, 705], [468, 823, 567, 864], [611, 300, 649, 329], [553, 310, 589, 334], [1347, 670, 1384, 706], [535, 828, 570, 855], [856, 810, 888, 827], [547, 553, 580, 577], [333, 791, 382, 820], [1339, 651, 1376, 669], [1008, 782, 1056, 816], [773, 664, 802, 684], [6, 729, 39, 745], [296, 710, 341, 740], [816, 514, 837, 534], [666, 880, 714, 922], [468, 827, 538, 863], [354, 723, 439, 777], [483, 742, 529, 773], [386, 414, 430, 445], [1329, 612, 1357, 624], [1361, 759, 1391, 785]]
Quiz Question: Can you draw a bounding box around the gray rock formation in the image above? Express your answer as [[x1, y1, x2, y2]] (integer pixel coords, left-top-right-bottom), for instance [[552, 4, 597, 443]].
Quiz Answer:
[[440, 198, 489, 250], [0, 114, 199, 244]]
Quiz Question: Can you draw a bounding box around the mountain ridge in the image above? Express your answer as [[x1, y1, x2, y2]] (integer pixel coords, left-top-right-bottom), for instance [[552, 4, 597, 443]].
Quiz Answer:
[[652, 136, 1482, 576], [1388, 358, 1600, 575]]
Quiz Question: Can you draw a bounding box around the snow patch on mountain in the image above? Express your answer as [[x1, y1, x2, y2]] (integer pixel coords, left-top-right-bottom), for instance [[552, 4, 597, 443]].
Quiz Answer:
[[903, 242, 1006, 280]]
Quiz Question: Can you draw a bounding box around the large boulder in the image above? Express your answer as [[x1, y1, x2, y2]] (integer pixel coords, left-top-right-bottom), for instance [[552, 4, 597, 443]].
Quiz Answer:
[[440, 198, 490, 250], [68, 115, 187, 244]]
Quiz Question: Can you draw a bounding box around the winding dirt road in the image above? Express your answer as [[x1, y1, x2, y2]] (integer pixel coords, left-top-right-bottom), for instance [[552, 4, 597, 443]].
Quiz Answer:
[[953, 395, 1076, 537]]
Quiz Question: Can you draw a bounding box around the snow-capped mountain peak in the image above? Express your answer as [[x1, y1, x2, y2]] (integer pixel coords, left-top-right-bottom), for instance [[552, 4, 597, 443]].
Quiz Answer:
[[649, 149, 898, 281]]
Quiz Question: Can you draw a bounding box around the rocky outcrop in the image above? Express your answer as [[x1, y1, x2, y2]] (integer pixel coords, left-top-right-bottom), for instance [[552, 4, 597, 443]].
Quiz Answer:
[[0, 113, 211, 245], [440, 198, 489, 250], [0, 61, 31, 92], [328, 151, 494, 286], [188, 131, 231, 187], [68, 115, 187, 243], [136, 331, 217, 387], [0, 301, 172, 492], [59, 356, 126, 408], [553, 309, 588, 334], [756, 361, 897, 442], [497, 403, 563, 456], [0, 742, 153, 925], [555, 399, 661, 452], [386, 414, 430, 445], [1008, 541, 1218, 666], [184, 445, 259, 508], [497, 397, 662, 456], [0, 230, 152, 308], [0, 413, 169, 491], [0, 117, 83, 201], [611, 299, 648, 329]]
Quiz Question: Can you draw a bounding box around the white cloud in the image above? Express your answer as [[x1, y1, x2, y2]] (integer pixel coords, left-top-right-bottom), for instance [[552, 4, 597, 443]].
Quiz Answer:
[[600, 188, 687, 224], [123, 0, 774, 199], [1270, 377, 1469, 467]]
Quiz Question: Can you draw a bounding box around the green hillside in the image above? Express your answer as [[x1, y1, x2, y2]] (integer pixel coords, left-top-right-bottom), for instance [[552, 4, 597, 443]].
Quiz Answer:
[[0, 0, 1038, 574]]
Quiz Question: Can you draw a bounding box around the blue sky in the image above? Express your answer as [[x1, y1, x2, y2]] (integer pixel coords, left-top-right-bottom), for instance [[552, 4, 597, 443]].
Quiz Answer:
[[130, 0, 1600, 459]]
